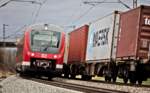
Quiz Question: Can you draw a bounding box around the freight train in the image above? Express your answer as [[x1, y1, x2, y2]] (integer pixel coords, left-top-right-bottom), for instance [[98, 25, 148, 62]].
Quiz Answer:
[[16, 24, 65, 78], [63, 5, 150, 84]]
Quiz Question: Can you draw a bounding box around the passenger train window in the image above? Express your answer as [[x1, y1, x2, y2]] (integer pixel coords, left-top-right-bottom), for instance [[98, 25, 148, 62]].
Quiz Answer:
[[30, 30, 61, 53]]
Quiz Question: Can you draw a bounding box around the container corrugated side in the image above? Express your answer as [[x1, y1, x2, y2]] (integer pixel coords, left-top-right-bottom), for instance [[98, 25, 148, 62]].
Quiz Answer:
[[86, 12, 120, 62], [116, 7, 140, 59], [68, 25, 89, 64]]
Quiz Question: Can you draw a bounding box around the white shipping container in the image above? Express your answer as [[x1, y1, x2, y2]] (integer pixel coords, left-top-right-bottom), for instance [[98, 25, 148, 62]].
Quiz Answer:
[[86, 11, 120, 62]]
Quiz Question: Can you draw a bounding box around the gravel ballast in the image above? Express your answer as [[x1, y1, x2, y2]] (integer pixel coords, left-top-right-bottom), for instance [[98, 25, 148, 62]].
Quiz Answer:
[[0, 76, 83, 93]]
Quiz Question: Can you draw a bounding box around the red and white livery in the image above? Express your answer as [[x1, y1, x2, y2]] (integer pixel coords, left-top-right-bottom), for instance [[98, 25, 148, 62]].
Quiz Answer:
[[16, 24, 65, 77]]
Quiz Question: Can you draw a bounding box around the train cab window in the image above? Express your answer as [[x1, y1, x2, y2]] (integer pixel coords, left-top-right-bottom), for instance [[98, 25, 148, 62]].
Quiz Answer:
[[30, 30, 61, 53]]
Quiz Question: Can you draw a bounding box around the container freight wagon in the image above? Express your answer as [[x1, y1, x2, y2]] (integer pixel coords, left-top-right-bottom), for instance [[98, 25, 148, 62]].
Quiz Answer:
[[85, 11, 120, 81], [63, 25, 89, 79], [63, 5, 150, 84], [63, 11, 120, 80], [116, 5, 150, 84]]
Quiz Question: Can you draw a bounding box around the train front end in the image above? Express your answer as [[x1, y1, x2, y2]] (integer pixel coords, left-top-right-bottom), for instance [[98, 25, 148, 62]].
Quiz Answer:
[[16, 24, 65, 77]]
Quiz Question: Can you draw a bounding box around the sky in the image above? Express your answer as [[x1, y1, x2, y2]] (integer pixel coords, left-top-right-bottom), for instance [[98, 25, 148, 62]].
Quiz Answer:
[[0, 0, 150, 41]]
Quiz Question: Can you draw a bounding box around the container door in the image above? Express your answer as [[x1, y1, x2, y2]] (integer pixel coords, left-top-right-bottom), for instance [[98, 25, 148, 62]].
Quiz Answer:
[[138, 14, 150, 59]]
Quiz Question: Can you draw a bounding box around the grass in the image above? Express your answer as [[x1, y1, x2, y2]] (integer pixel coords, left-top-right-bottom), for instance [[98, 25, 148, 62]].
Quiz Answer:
[[87, 76, 123, 83], [143, 78, 150, 85]]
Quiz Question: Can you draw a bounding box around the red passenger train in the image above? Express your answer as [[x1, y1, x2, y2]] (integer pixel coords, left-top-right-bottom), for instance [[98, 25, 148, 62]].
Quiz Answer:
[[16, 24, 65, 78]]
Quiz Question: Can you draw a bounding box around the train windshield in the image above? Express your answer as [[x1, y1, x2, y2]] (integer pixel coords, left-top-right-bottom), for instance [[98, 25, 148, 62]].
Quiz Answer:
[[30, 30, 61, 53]]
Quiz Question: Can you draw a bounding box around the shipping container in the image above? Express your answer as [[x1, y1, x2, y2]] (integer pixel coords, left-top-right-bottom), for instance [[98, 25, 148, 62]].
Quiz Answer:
[[117, 5, 150, 60], [67, 25, 89, 64], [86, 11, 120, 62], [63, 33, 70, 64]]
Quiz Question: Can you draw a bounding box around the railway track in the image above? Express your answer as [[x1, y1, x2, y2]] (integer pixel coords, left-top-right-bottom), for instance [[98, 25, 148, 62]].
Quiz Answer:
[[23, 76, 127, 93], [52, 77, 150, 93], [65, 77, 150, 88], [90, 79, 150, 88]]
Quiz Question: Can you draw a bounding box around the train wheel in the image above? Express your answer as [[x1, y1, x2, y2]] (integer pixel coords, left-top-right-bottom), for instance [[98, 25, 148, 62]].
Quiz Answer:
[[81, 75, 86, 80], [48, 77, 52, 80], [70, 74, 75, 79], [48, 76, 52, 80], [129, 77, 136, 84], [137, 80, 142, 85], [108, 77, 111, 82], [64, 73, 69, 78], [19, 72, 25, 77], [81, 75, 92, 80], [36, 75, 41, 79], [88, 76, 92, 80], [129, 72, 136, 84], [112, 77, 117, 83], [104, 76, 107, 81], [70, 64, 76, 79], [105, 76, 111, 82], [63, 64, 70, 78], [129, 79, 136, 84], [123, 78, 128, 84]]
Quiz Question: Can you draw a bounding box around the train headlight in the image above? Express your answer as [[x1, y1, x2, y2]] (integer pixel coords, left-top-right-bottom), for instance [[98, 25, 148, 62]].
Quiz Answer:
[[54, 55, 57, 58], [31, 53, 35, 56], [44, 24, 48, 30]]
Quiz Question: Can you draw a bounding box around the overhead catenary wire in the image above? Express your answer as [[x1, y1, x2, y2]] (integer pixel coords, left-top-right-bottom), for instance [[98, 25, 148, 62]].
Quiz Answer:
[[69, 5, 95, 28], [0, 0, 41, 8], [68, 0, 131, 28], [0, 0, 42, 39], [66, 0, 105, 29], [31, 2, 42, 23], [11, 0, 42, 5], [11, 0, 47, 39], [73, 6, 94, 22], [32, 0, 47, 24], [65, 0, 83, 26], [83, 0, 131, 9], [0, 0, 11, 8], [0, 0, 44, 39]]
